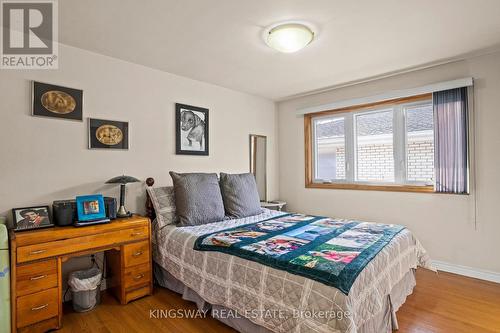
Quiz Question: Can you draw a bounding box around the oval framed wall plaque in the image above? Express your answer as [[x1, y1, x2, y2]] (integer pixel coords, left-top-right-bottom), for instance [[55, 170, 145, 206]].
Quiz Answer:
[[95, 125, 124, 146], [32, 81, 83, 121], [41, 90, 77, 114], [89, 118, 129, 150]]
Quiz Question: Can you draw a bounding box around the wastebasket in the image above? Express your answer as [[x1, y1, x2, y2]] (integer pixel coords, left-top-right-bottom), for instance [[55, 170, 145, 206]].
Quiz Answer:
[[0, 219, 11, 333], [68, 267, 102, 312]]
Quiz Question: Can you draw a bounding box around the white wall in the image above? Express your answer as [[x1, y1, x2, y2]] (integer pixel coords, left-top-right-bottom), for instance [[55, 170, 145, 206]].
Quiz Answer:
[[0, 44, 278, 222], [0, 43, 278, 286], [278, 51, 500, 275]]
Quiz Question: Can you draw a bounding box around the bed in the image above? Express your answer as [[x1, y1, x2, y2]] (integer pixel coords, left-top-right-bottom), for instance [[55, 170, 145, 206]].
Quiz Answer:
[[145, 178, 432, 333]]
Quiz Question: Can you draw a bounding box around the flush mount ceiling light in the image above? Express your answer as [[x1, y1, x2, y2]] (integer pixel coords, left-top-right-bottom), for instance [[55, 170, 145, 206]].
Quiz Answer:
[[265, 23, 314, 53]]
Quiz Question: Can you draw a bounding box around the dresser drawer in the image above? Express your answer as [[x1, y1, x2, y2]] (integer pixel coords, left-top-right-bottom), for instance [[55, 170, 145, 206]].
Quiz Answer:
[[125, 285, 151, 303], [123, 241, 150, 267], [18, 317, 59, 333], [17, 287, 59, 328], [17, 226, 149, 263], [17, 260, 58, 297], [123, 263, 151, 290]]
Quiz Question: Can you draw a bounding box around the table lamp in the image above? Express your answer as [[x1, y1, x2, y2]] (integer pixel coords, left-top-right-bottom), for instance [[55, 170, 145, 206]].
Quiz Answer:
[[105, 175, 140, 218]]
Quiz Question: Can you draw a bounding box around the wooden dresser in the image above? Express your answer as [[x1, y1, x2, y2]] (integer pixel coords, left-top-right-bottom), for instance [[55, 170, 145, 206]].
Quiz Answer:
[[9, 216, 152, 333]]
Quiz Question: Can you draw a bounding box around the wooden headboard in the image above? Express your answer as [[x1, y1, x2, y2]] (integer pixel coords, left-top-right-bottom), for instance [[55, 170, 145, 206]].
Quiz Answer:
[[145, 177, 156, 221]]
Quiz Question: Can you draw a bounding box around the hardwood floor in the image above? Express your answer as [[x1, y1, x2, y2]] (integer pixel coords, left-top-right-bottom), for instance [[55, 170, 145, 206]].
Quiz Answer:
[[59, 269, 500, 333], [397, 269, 500, 332]]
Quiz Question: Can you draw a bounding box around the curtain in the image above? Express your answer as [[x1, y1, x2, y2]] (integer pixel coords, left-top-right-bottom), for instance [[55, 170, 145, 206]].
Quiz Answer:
[[433, 87, 469, 194]]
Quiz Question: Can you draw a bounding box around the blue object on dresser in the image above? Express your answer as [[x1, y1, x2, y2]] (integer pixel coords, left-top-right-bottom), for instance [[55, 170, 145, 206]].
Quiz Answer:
[[75, 195, 110, 226]]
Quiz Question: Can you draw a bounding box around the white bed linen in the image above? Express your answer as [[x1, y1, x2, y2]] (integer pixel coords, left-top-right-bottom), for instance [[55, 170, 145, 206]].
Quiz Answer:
[[152, 209, 432, 333]]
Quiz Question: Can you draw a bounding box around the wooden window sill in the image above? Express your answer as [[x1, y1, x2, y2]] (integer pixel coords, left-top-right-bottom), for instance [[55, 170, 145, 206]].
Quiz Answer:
[[305, 182, 435, 193]]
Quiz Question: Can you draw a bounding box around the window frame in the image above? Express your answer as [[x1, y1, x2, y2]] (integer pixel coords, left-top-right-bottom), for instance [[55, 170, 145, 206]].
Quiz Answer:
[[305, 93, 435, 193]]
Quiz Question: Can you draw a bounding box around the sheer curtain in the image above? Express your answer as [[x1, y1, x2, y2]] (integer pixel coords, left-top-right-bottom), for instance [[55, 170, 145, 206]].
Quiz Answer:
[[433, 87, 469, 194]]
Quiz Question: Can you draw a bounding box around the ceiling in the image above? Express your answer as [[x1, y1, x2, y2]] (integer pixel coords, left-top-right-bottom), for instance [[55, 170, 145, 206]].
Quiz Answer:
[[59, 0, 500, 100]]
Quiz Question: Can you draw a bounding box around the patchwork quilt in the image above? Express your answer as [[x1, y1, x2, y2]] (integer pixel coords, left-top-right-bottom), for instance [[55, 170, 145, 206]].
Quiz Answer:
[[153, 209, 432, 333], [194, 214, 405, 294]]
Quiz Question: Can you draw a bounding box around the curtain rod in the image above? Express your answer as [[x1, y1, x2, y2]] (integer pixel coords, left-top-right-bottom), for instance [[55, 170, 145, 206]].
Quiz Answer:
[[296, 77, 473, 115]]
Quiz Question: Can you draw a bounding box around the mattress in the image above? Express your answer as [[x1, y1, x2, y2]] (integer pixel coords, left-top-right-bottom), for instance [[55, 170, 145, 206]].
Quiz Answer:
[[152, 209, 432, 333]]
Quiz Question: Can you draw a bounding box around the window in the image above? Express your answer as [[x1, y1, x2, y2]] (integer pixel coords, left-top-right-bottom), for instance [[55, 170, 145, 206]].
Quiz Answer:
[[313, 116, 345, 181], [305, 94, 435, 192], [355, 110, 394, 182]]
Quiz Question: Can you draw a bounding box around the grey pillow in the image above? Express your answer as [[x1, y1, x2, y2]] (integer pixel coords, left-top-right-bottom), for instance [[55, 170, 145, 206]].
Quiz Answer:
[[219, 173, 262, 218], [146, 186, 178, 228], [169, 172, 225, 226]]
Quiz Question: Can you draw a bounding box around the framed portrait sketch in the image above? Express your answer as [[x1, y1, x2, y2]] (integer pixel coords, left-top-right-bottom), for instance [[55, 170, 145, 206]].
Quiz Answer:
[[12, 206, 54, 232], [32, 81, 83, 121], [175, 103, 209, 155], [88, 118, 129, 150]]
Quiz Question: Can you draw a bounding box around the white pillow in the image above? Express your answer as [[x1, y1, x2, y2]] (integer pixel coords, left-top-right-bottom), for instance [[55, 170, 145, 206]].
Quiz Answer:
[[146, 186, 178, 228]]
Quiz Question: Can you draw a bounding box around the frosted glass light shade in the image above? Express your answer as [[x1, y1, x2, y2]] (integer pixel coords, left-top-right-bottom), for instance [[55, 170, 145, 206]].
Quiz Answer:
[[266, 23, 314, 53]]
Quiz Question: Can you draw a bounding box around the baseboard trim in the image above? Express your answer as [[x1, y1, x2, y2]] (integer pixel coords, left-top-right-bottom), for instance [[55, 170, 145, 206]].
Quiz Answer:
[[432, 260, 500, 284]]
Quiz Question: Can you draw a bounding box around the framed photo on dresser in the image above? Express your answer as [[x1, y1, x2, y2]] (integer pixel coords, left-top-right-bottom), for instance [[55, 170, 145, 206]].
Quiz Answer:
[[12, 206, 54, 232]]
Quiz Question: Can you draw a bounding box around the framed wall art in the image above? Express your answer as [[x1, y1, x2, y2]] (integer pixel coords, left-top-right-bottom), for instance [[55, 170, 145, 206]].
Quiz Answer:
[[32, 81, 83, 121], [88, 118, 129, 150], [175, 103, 209, 155]]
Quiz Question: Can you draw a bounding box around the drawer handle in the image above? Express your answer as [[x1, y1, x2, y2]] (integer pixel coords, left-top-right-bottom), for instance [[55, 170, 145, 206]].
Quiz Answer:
[[30, 275, 47, 281], [133, 274, 144, 280], [30, 250, 46, 255], [31, 304, 48, 311], [132, 251, 143, 257]]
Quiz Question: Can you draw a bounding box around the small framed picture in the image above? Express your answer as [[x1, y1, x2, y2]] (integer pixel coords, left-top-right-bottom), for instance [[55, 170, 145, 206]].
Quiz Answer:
[[88, 118, 129, 150], [176, 103, 209, 156], [76, 195, 106, 222], [32, 81, 83, 121], [12, 206, 54, 232]]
